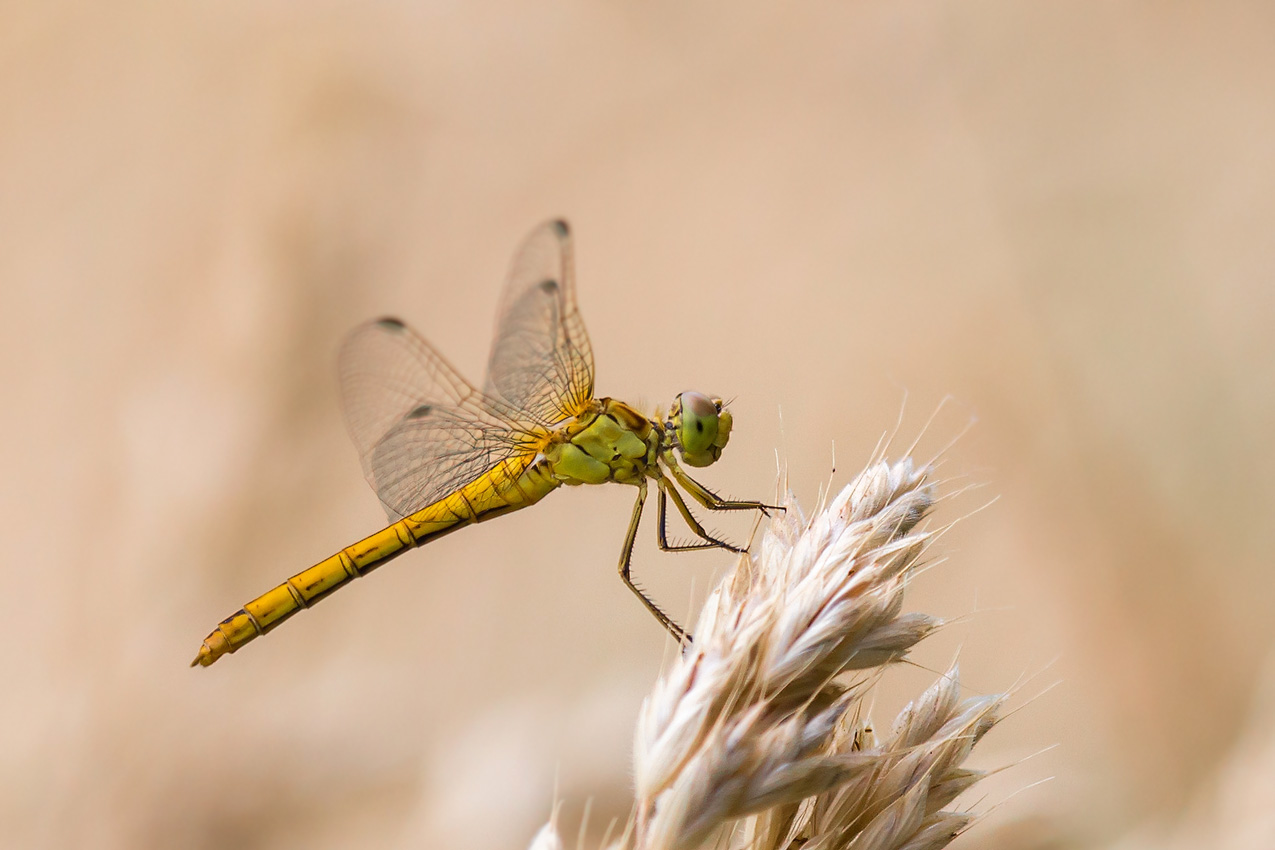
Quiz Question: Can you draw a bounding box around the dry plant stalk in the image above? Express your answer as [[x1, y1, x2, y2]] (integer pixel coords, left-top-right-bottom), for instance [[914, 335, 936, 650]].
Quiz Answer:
[[533, 458, 1004, 850]]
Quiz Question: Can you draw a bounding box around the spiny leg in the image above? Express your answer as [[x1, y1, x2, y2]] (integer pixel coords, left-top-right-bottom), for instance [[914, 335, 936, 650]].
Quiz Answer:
[[665, 455, 784, 515], [619, 480, 690, 645], [657, 479, 745, 554]]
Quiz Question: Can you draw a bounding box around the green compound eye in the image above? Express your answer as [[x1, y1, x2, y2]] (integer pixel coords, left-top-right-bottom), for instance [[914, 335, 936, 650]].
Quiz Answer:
[[672, 391, 730, 467]]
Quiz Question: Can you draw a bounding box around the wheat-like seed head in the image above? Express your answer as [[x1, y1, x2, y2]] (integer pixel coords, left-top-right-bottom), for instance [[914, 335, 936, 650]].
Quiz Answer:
[[527, 820, 567, 850], [528, 458, 1005, 850]]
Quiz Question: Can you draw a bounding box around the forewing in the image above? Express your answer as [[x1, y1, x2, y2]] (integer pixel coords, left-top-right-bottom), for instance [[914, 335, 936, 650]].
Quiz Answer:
[[339, 317, 534, 521], [484, 220, 595, 425]]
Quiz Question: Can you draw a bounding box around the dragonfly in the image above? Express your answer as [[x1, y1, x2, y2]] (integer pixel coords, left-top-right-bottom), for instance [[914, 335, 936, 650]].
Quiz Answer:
[[192, 220, 774, 667]]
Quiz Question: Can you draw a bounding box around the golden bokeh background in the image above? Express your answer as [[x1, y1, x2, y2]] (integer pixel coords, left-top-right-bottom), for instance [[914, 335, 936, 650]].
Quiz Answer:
[[4, 2, 1274, 848]]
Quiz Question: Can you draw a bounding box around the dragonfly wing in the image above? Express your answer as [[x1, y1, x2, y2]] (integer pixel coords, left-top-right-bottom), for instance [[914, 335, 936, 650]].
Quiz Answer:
[[339, 317, 538, 521], [484, 220, 595, 426]]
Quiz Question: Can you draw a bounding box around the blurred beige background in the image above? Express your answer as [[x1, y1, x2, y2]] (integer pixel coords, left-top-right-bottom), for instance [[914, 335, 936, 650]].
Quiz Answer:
[[4, 2, 1274, 848]]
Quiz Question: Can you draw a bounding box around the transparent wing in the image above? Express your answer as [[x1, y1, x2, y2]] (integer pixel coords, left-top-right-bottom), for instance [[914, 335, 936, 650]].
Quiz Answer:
[[339, 317, 542, 521], [484, 220, 595, 426]]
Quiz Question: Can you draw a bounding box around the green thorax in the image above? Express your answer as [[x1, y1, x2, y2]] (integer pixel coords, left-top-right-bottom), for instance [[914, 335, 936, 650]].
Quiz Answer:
[[543, 398, 662, 486]]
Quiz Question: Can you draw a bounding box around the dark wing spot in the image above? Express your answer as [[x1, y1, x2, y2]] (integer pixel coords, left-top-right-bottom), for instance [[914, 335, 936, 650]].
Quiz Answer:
[[406, 404, 433, 420], [695, 420, 704, 432], [538, 278, 559, 294], [376, 317, 406, 331], [551, 220, 570, 238]]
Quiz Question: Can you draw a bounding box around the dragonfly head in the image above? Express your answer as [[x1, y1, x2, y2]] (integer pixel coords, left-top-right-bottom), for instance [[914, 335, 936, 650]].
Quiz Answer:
[[668, 391, 733, 468]]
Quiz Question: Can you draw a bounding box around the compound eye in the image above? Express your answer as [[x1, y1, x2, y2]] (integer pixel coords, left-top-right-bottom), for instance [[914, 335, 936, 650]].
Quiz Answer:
[[676, 391, 720, 457]]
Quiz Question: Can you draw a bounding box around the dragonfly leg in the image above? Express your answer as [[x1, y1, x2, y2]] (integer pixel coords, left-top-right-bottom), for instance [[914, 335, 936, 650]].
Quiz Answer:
[[657, 478, 745, 554], [619, 480, 691, 645], [664, 455, 784, 515]]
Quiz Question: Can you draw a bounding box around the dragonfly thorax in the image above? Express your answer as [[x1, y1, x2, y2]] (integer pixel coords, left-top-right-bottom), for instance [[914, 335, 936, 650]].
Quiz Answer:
[[543, 398, 662, 487]]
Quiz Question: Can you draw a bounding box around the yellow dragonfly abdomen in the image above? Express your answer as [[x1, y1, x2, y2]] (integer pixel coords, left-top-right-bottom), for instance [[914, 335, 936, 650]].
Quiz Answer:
[[192, 454, 559, 666]]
